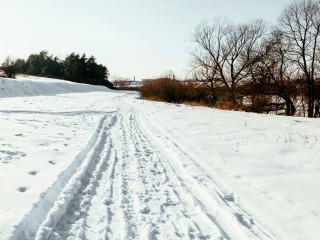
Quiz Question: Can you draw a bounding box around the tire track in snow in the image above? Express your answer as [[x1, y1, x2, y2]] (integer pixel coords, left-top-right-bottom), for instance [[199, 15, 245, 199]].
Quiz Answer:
[[83, 147, 117, 240], [110, 108, 145, 239], [34, 114, 117, 240], [113, 106, 224, 239], [9, 113, 115, 240]]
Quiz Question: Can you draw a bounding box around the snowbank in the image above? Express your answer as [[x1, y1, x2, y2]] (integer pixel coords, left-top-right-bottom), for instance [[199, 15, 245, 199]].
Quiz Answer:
[[0, 75, 110, 98]]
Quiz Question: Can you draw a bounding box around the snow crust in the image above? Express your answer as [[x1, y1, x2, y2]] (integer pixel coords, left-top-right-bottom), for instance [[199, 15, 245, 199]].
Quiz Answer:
[[0, 76, 319, 239]]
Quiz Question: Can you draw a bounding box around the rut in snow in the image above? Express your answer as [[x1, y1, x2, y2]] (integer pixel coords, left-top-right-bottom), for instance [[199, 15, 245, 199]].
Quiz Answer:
[[29, 102, 275, 240]]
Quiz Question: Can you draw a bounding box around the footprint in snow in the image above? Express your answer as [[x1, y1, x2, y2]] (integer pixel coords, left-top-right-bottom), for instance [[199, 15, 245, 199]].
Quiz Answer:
[[104, 198, 113, 206], [17, 187, 27, 193], [140, 206, 150, 214], [48, 160, 56, 165], [28, 170, 38, 176], [224, 193, 235, 202]]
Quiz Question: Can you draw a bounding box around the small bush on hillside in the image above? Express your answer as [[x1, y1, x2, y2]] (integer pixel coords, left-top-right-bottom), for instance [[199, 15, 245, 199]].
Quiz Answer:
[[1, 57, 18, 78], [139, 78, 181, 102]]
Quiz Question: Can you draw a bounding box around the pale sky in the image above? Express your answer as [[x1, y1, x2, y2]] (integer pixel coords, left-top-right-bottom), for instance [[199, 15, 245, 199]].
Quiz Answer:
[[0, 0, 293, 80]]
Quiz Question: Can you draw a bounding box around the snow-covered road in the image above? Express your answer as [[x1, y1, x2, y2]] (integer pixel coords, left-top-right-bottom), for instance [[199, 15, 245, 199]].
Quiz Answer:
[[43, 101, 232, 240], [1, 77, 320, 240]]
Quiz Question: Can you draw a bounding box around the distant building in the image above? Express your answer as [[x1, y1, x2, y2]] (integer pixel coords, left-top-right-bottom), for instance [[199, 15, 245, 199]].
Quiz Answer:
[[113, 80, 143, 89]]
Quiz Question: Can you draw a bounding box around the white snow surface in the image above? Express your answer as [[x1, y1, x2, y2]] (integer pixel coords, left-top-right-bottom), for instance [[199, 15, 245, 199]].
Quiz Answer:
[[0, 76, 319, 240]]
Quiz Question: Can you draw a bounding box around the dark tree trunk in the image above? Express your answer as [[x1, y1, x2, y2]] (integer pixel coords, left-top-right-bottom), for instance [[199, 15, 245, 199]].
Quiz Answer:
[[307, 81, 315, 118], [285, 97, 295, 116]]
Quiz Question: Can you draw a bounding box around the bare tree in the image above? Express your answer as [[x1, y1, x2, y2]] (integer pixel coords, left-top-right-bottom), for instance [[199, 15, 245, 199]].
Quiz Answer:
[[1, 56, 17, 78], [279, 0, 320, 117], [251, 29, 298, 115], [160, 70, 176, 80], [190, 64, 219, 104], [191, 18, 266, 109]]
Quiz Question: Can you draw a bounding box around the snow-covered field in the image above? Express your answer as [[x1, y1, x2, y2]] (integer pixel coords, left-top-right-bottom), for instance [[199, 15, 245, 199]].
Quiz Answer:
[[0, 76, 319, 240]]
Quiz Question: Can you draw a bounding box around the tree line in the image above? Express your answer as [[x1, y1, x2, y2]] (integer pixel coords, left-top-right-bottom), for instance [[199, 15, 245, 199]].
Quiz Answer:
[[190, 0, 320, 117], [1, 51, 114, 89]]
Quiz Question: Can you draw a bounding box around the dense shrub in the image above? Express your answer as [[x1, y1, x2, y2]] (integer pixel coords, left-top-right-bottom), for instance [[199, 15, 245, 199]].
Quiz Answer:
[[139, 78, 214, 105]]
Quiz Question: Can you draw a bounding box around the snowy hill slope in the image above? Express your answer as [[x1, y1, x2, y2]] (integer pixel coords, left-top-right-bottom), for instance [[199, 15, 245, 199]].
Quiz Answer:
[[0, 75, 109, 97], [0, 76, 320, 240]]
